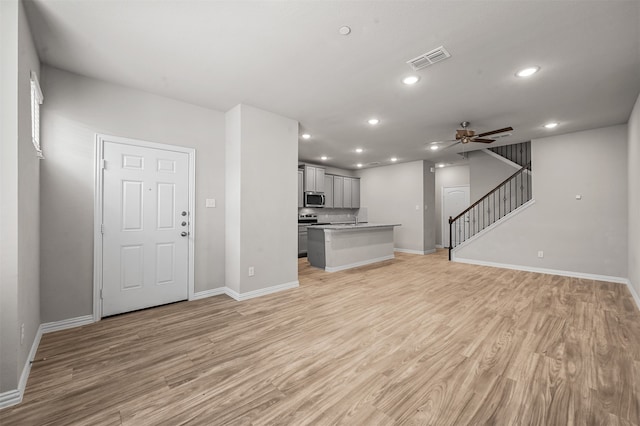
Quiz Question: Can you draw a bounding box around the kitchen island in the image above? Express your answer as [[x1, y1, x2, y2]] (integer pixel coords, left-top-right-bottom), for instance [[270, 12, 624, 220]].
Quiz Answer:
[[307, 223, 401, 272]]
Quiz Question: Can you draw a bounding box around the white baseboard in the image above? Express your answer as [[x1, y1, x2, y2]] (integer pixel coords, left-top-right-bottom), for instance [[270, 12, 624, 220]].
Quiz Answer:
[[41, 315, 95, 334], [452, 256, 629, 284], [435, 244, 444, 249], [325, 255, 395, 273], [190, 288, 226, 300], [626, 280, 640, 312], [224, 281, 299, 301], [394, 248, 437, 255], [0, 323, 44, 410]]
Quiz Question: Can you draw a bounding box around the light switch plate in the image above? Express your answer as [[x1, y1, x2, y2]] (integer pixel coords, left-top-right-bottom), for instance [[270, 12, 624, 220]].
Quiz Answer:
[[206, 198, 216, 208]]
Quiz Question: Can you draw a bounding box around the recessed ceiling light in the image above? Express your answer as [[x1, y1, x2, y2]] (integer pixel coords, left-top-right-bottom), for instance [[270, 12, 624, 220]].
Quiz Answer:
[[355, 148, 363, 153], [356, 163, 363, 168], [339, 26, 351, 36], [301, 133, 311, 139], [321, 156, 328, 160], [368, 118, 380, 125], [390, 157, 398, 162], [430, 145, 439, 151], [437, 163, 445, 168], [515, 66, 540, 78], [402, 75, 420, 85], [544, 122, 559, 129]]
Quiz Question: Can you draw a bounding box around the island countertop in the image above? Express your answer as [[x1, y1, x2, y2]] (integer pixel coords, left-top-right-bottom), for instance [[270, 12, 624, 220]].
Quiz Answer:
[[308, 223, 401, 230]]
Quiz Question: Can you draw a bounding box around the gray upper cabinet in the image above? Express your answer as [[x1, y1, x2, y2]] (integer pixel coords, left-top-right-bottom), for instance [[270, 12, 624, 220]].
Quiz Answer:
[[304, 165, 325, 192], [351, 177, 360, 208], [324, 175, 334, 208], [298, 170, 304, 208], [333, 176, 344, 208], [342, 177, 352, 208]]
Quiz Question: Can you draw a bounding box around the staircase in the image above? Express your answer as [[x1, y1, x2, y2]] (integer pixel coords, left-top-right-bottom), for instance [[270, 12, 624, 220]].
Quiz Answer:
[[488, 141, 531, 168], [448, 142, 532, 260]]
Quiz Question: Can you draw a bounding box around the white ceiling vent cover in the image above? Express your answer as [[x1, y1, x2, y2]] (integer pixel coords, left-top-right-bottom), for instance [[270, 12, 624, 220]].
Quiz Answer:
[[407, 46, 451, 71]]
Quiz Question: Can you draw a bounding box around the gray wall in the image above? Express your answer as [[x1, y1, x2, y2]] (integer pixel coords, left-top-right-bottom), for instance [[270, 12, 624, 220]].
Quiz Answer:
[[358, 161, 428, 253], [434, 165, 470, 246], [423, 161, 436, 251], [226, 104, 298, 294], [629, 93, 640, 294], [39, 66, 226, 322], [455, 125, 628, 279], [0, 0, 41, 394], [468, 150, 519, 204]]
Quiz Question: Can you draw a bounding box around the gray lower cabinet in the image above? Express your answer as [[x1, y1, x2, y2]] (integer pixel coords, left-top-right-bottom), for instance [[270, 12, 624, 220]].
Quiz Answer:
[[333, 176, 344, 208], [324, 175, 334, 208], [298, 225, 308, 256]]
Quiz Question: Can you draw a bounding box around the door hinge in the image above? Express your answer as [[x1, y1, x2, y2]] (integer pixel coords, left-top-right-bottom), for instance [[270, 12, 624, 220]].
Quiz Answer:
[[100, 224, 104, 234], [101, 159, 106, 170], [100, 289, 103, 299]]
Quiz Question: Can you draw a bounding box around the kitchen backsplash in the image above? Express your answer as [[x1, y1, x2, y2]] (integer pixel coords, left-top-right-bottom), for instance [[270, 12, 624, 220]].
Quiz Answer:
[[299, 207, 368, 223]]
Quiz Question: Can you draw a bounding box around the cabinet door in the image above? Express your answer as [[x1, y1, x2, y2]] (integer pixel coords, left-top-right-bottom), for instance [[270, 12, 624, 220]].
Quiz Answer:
[[343, 177, 352, 208], [315, 168, 325, 192], [351, 178, 360, 208], [298, 170, 304, 208], [324, 175, 334, 208], [333, 176, 343, 208], [304, 166, 316, 192]]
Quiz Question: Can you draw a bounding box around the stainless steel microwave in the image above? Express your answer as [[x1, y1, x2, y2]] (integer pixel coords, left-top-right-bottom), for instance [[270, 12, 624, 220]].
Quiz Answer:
[[304, 191, 325, 208]]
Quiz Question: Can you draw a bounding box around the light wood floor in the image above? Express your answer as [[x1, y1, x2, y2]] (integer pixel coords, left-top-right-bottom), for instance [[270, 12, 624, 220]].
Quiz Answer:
[[2, 250, 640, 425]]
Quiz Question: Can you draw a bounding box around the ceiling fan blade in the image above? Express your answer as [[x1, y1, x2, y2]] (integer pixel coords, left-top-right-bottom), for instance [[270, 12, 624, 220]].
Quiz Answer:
[[443, 141, 462, 150], [472, 138, 496, 143], [475, 127, 513, 138]]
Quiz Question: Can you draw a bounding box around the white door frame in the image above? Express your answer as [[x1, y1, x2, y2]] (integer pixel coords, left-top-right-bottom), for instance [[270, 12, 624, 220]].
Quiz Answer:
[[441, 185, 470, 249], [93, 134, 196, 321]]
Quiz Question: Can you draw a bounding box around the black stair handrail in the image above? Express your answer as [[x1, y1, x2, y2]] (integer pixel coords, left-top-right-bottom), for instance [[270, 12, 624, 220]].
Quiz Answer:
[[448, 161, 531, 260]]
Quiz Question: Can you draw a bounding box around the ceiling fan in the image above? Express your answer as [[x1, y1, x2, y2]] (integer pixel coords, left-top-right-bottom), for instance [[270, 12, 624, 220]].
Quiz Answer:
[[432, 121, 513, 149]]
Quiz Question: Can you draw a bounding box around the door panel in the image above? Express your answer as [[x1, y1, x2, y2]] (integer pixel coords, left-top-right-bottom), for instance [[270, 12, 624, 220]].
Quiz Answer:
[[442, 186, 470, 248], [102, 141, 189, 316]]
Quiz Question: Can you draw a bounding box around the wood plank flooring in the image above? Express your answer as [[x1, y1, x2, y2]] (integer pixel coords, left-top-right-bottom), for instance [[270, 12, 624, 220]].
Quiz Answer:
[[2, 250, 640, 425]]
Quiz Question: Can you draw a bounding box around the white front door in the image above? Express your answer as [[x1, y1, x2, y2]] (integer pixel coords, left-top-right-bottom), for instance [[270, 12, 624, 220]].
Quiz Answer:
[[101, 140, 190, 316], [442, 186, 470, 248]]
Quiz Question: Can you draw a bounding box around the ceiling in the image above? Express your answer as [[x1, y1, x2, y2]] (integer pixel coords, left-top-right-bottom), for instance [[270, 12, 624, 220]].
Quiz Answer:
[[24, 1, 640, 170]]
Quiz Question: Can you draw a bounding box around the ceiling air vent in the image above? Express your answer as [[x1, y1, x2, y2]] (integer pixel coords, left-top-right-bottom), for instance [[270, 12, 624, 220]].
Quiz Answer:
[[407, 46, 451, 71]]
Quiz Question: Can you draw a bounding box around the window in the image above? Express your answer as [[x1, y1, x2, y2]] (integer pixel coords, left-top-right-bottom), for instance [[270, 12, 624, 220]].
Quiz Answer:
[[30, 71, 44, 159]]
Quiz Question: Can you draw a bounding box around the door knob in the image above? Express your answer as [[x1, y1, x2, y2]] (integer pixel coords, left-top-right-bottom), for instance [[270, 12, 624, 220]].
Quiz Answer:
[[181, 211, 188, 216], [181, 231, 189, 237]]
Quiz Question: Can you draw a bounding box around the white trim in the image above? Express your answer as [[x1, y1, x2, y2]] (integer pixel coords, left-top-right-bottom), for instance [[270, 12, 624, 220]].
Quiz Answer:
[[93, 134, 196, 320], [191, 288, 226, 300], [324, 255, 395, 273], [394, 248, 437, 255], [626, 280, 640, 312], [41, 315, 95, 334], [224, 281, 299, 301], [435, 244, 444, 249], [0, 390, 21, 410], [452, 199, 536, 252], [452, 255, 629, 284]]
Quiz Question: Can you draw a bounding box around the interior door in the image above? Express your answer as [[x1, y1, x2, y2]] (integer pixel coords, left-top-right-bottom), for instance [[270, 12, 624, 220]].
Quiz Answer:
[[102, 141, 190, 316], [442, 186, 470, 248]]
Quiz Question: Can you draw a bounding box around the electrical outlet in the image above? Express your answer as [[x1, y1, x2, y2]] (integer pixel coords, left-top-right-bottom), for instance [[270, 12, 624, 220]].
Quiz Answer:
[[248, 266, 255, 276], [20, 324, 25, 345], [538, 251, 544, 258], [206, 198, 216, 208]]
